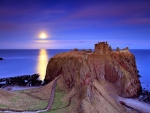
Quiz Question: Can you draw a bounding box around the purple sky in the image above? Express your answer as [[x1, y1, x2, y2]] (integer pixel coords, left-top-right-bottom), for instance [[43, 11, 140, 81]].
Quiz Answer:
[[0, 0, 150, 49]]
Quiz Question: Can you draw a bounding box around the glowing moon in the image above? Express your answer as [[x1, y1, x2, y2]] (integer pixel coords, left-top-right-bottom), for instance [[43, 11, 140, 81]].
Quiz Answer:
[[39, 33, 47, 39]]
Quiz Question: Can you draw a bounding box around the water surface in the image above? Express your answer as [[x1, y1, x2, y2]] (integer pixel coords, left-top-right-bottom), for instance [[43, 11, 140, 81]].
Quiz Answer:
[[0, 49, 70, 80]]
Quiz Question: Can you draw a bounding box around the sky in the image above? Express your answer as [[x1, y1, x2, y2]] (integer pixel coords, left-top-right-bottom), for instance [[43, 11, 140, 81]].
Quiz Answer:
[[0, 0, 150, 49]]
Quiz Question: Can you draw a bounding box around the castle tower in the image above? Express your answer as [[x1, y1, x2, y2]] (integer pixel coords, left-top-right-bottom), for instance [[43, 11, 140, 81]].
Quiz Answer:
[[94, 42, 103, 54], [103, 42, 108, 54], [94, 42, 109, 54]]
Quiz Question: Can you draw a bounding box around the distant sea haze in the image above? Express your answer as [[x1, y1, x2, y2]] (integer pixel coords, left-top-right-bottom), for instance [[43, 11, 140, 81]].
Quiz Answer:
[[0, 49, 149, 90]]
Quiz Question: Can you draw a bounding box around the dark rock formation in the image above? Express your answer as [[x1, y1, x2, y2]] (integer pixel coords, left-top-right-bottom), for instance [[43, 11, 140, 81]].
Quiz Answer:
[[0, 74, 42, 88], [139, 89, 150, 104], [45, 42, 141, 98], [0, 58, 3, 60]]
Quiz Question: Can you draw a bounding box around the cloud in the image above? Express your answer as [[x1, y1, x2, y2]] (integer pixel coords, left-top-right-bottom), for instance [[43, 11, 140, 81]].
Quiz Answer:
[[0, 0, 150, 49], [0, 39, 150, 49], [67, 1, 150, 19], [1, 1, 149, 32], [79, 41, 85, 43], [120, 18, 150, 26], [0, 22, 17, 31]]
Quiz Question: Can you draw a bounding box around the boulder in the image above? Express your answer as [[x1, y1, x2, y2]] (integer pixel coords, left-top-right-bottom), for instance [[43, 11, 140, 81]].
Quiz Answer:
[[0, 74, 42, 87], [0, 58, 3, 60]]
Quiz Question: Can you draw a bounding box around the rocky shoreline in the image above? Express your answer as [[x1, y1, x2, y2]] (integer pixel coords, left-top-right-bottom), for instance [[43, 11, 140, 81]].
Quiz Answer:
[[139, 88, 150, 104], [0, 74, 43, 88]]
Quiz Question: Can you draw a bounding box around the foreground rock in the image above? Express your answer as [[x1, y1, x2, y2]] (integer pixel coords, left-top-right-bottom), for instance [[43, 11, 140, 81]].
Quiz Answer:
[[44, 42, 142, 113], [139, 89, 150, 104], [0, 74, 42, 88], [0, 58, 3, 60]]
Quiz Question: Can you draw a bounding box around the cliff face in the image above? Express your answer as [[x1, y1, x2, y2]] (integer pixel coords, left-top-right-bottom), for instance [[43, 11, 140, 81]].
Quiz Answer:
[[45, 51, 141, 98]]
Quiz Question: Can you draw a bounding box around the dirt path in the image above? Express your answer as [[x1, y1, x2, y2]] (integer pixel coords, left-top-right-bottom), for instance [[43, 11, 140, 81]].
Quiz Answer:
[[51, 89, 79, 111], [37, 75, 61, 112], [2, 86, 41, 92], [0, 75, 61, 113]]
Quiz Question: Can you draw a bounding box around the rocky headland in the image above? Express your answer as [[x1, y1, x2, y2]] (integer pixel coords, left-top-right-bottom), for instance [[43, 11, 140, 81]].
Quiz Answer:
[[44, 42, 143, 113]]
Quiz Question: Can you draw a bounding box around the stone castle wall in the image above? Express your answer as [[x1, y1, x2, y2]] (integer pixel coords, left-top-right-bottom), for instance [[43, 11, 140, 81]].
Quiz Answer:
[[94, 42, 109, 54]]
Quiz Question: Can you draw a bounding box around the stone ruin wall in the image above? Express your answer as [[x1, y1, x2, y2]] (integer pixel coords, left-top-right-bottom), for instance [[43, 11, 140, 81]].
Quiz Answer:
[[94, 42, 110, 54], [70, 41, 129, 54]]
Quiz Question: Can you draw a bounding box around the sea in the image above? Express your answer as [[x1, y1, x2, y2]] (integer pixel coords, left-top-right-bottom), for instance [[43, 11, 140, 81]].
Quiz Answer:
[[0, 49, 150, 90]]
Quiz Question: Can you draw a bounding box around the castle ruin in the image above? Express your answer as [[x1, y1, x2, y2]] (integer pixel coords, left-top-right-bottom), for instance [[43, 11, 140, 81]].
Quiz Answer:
[[71, 41, 129, 54], [94, 41, 129, 54], [94, 42, 111, 54], [116, 47, 129, 52]]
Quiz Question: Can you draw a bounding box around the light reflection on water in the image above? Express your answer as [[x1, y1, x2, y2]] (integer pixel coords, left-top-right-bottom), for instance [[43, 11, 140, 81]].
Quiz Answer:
[[37, 49, 49, 80]]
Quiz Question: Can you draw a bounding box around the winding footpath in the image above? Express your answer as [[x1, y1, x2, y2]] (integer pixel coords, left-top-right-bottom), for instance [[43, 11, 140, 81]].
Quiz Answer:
[[0, 75, 61, 113]]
